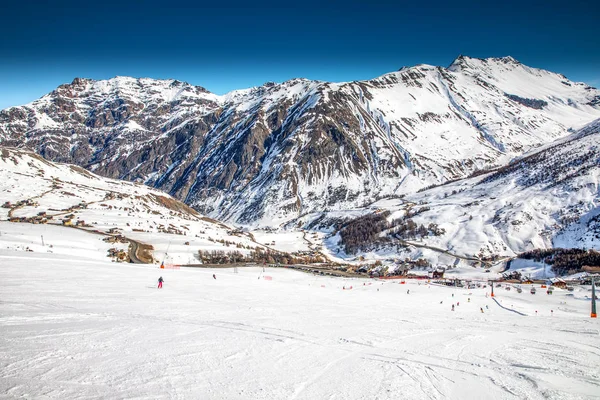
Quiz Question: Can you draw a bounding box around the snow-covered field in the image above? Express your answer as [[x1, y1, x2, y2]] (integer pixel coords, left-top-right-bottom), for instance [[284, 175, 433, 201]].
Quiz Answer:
[[250, 230, 311, 253], [1, 246, 599, 399], [0, 221, 126, 261]]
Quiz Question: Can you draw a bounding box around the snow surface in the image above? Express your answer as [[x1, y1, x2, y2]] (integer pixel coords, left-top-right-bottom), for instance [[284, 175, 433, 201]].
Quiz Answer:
[[251, 230, 311, 253], [505, 259, 556, 280], [1, 245, 599, 399], [0, 221, 127, 261]]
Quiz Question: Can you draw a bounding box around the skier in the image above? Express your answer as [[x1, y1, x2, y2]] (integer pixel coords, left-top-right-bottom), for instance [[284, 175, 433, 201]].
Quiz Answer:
[[457, 302, 460, 306], [452, 293, 454, 297], [480, 307, 484, 313], [213, 274, 216, 280], [452, 304, 455, 311], [407, 289, 410, 294], [158, 276, 164, 289], [468, 298, 470, 303]]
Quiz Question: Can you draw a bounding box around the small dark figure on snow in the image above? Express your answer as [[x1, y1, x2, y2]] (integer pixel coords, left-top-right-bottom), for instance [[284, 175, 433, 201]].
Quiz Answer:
[[480, 307, 484, 313], [158, 276, 164, 289], [452, 304, 455, 311], [407, 289, 410, 294], [213, 274, 216, 280]]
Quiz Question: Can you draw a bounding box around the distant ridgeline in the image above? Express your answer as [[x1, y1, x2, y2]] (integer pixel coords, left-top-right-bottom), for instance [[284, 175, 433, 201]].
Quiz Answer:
[[513, 248, 600, 276]]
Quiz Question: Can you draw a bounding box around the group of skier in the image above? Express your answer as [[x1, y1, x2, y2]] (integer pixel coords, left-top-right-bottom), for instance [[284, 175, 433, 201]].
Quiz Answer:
[[448, 295, 490, 313], [157, 277, 489, 318]]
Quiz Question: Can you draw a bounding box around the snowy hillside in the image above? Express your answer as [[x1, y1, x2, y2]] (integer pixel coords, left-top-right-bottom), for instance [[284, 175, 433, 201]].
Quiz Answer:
[[308, 118, 600, 270], [1, 56, 599, 224], [0, 147, 269, 265]]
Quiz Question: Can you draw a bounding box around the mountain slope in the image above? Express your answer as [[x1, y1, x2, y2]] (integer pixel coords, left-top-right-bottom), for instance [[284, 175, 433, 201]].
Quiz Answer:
[[316, 118, 600, 267], [1, 56, 599, 225], [0, 147, 263, 264]]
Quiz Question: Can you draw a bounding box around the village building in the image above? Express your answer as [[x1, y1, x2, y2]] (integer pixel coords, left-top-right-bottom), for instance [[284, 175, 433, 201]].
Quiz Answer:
[[550, 278, 567, 289], [430, 268, 445, 279]]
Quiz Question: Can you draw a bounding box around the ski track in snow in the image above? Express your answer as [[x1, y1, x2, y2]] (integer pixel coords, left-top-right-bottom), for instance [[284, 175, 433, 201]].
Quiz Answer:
[[0, 248, 599, 399]]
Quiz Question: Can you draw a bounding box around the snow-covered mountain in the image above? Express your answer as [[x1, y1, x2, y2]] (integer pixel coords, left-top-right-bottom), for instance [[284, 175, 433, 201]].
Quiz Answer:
[[1, 56, 599, 225], [312, 118, 600, 266]]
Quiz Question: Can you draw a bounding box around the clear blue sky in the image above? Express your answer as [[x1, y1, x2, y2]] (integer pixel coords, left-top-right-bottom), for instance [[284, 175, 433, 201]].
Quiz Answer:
[[1, 0, 598, 109]]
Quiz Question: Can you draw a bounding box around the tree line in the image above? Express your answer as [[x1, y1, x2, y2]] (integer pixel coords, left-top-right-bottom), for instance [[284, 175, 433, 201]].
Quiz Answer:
[[518, 248, 600, 275], [197, 248, 326, 265], [339, 211, 445, 254]]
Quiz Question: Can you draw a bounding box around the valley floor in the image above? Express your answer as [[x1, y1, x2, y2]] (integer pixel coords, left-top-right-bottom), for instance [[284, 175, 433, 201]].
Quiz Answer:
[[1, 250, 599, 399]]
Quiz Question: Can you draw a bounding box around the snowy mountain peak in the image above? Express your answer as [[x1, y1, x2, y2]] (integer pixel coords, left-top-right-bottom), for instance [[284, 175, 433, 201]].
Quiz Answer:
[[448, 55, 521, 71], [48, 75, 216, 105]]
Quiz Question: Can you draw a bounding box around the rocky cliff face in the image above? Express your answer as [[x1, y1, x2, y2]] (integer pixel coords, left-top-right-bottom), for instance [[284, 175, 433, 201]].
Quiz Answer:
[[1, 56, 599, 226]]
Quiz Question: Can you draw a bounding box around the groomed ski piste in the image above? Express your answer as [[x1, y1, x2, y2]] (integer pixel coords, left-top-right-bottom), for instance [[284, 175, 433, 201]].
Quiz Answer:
[[1, 223, 599, 399]]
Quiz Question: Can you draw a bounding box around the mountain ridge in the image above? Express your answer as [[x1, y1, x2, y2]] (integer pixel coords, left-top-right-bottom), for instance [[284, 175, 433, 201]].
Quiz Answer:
[[8, 54, 585, 107], [1, 56, 599, 226]]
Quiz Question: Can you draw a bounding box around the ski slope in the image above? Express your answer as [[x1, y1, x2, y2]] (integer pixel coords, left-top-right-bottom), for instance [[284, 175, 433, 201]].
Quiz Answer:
[[1, 245, 598, 399], [0, 221, 126, 261]]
